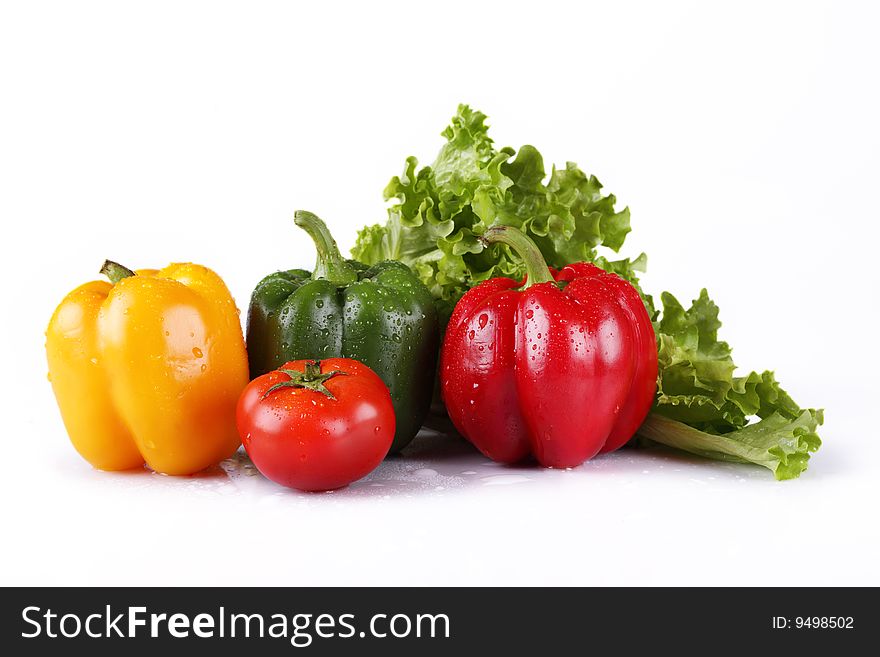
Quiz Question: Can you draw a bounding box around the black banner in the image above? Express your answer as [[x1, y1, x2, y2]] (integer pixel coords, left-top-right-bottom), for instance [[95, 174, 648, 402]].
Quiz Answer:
[[0, 587, 873, 654]]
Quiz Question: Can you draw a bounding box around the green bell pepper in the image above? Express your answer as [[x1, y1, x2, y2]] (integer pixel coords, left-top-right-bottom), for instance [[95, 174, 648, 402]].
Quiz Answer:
[[246, 210, 440, 453]]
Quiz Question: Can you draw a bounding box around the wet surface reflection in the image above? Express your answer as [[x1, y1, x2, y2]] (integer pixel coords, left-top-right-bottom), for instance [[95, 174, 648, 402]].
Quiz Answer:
[[95, 415, 777, 502]]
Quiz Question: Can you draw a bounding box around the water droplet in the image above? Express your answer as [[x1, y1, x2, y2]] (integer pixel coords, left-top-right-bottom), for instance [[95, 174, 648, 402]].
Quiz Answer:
[[89, 357, 98, 365], [315, 299, 324, 308], [478, 313, 488, 328], [525, 309, 534, 319], [192, 347, 203, 358]]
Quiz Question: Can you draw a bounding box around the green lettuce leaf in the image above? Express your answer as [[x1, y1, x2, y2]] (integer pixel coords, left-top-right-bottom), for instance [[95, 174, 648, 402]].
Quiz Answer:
[[352, 104, 636, 320], [642, 290, 823, 479], [637, 411, 823, 481]]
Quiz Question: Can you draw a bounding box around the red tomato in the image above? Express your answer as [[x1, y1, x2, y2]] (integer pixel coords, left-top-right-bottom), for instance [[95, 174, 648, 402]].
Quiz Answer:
[[236, 358, 395, 491]]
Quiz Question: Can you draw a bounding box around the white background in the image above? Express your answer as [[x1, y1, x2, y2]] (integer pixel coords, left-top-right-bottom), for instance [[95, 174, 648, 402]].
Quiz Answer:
[[1, 0, 878, 586]]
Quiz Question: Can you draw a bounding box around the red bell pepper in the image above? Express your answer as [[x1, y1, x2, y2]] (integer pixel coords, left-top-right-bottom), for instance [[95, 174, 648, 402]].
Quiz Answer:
[[440, 225, 658, 468]]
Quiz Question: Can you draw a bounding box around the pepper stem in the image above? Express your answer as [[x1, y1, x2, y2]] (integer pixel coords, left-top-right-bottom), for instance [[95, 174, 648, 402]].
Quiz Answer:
[[261, 360, 348, 400], [100, 260, 137, 284], [294, 210, 359, 286], [481, 226, 555, 288]]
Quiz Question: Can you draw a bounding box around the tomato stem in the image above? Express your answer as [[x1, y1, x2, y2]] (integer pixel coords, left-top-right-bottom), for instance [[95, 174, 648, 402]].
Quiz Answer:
[[262, 360, 348, 400]]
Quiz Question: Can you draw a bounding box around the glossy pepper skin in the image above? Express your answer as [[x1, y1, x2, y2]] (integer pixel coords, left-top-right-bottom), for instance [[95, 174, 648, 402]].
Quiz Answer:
[[440, 226, 657, 468], [246, 211, 439, 453], [46, 260, 249, 474]]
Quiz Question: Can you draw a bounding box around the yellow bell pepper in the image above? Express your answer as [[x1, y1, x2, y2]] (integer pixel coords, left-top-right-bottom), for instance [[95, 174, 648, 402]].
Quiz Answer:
[[46, 260, 249, 475]]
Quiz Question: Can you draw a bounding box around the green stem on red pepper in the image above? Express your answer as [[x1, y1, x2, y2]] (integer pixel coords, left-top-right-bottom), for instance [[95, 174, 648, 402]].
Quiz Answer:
[[481, 225, 555, 288]]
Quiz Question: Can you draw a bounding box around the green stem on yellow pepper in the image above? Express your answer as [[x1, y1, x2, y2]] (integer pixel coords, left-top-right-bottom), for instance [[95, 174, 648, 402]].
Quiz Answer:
[[100, 260, 136, 284]]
